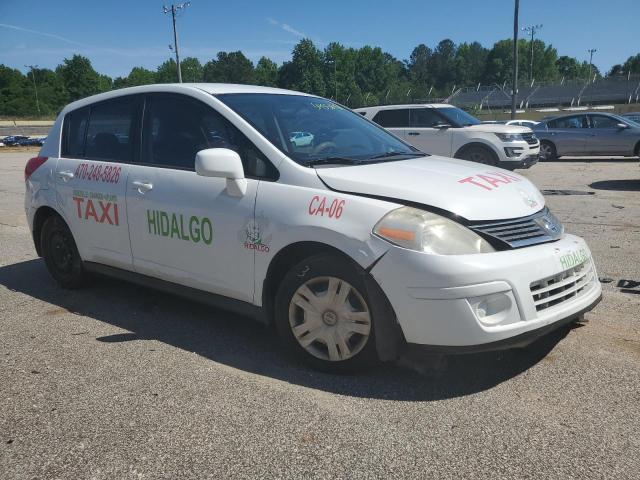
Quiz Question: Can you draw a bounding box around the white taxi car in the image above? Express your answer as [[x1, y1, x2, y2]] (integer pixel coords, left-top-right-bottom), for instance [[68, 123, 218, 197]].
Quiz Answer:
[[25, 84, 601, 371]]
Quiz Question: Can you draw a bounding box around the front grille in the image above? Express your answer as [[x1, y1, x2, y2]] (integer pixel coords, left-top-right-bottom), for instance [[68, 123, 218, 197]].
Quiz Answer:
[[530, 260, 595, 312], [470, 208, 562, 249], [522, 132, 538, 145]]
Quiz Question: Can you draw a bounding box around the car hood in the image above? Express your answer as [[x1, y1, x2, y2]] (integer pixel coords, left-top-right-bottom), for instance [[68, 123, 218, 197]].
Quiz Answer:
[[316, 156, 545, 221], [462, 124, 532, 134]]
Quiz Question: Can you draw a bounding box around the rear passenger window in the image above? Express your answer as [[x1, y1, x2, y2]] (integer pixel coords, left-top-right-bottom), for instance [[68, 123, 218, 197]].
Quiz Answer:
[[548, 116, 586, 129], [142, 94, 276, 178], [62, 107, 89, 157], [372, 109, 410, 128], [85, 98, 137, 162]]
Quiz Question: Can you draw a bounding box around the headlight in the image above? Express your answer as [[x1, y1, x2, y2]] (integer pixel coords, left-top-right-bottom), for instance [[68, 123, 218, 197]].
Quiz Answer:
[[373, 207, 496, 255], [495, 133, 525, 142]]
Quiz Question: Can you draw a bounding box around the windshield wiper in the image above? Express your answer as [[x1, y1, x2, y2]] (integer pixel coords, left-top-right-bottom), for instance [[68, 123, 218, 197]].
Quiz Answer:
[[368, 151, 425, 160], [304, 157, 362, 167]]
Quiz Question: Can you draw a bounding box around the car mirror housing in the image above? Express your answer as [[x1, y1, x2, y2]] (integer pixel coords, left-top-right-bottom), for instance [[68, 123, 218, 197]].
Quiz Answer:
[[195, 148, 247, 197], [616, 123, 629, 129]]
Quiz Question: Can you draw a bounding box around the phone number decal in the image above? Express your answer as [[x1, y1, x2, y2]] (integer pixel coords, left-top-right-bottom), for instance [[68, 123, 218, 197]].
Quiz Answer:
[[308, 195, 345, 219], [74, 163, 121, 184]]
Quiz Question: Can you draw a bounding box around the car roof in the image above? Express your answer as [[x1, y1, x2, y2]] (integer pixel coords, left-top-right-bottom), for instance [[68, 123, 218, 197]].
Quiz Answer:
[[541, 111, 620, 122], [355, 103, 453, 111], [60, 83, 311, 115]]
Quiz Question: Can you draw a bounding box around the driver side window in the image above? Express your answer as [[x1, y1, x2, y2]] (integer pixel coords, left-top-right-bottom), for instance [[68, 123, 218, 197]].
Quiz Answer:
[[141, 94, 277, 179]]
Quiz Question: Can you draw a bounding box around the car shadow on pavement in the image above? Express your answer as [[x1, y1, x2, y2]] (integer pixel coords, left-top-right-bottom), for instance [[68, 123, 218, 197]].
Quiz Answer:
[[589, 179, 640, 192], [0, 259, 571, 402]]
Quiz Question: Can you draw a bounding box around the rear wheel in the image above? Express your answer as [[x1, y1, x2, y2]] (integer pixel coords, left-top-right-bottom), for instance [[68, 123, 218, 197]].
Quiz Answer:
[[274, 253, 380, 372], [41, 215, 86, 289], [540, 141, 557, 161], [456, 145, 497, 166]]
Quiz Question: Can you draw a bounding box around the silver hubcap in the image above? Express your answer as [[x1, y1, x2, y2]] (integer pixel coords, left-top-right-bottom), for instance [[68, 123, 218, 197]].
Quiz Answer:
[[541, 144, 551, 157], [288, 276, 371, 362]]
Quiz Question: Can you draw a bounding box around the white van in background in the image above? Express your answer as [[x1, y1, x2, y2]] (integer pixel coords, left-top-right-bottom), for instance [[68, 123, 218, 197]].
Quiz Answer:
[[356, 104, 540, 170]]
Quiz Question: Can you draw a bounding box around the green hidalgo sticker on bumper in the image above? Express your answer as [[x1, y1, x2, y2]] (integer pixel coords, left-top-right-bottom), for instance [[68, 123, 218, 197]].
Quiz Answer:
[[146, 209, 213, 245], [559, 247, 589, 270]]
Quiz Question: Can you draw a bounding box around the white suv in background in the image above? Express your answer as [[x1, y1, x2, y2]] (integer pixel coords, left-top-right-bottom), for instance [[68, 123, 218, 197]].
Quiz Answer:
[[356, 104, 540, 170]]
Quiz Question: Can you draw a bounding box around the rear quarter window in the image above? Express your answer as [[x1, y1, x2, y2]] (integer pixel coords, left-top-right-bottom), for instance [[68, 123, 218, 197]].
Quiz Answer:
[[372, 109, 410, 128], [62, 107, 90, 157]]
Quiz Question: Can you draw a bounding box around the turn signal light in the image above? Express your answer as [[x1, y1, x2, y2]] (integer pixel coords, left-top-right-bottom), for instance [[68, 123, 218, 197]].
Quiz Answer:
[[25, 156, 48, 181]]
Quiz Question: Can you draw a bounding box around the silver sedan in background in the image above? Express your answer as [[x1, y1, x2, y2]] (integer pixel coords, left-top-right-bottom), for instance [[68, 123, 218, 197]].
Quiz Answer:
[[533, 112, 640, 160]]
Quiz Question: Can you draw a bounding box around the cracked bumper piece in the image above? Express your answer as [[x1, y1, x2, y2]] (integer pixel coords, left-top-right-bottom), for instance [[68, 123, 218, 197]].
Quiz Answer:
[[370, 234, 602, 350]]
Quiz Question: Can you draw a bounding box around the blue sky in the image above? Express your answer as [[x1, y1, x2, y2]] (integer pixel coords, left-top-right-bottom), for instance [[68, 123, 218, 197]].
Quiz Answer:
[[0, 0, 638, 78]]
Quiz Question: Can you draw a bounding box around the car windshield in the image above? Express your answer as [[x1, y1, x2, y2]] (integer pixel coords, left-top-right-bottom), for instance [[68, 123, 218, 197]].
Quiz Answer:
[[611, 114, 640, 127], [437, 107, 481, 127], [216, 93, 421, 166]]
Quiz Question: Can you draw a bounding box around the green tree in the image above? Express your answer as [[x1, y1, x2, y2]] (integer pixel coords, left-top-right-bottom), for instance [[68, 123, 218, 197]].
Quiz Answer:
[[180, 57, 204, 82], [203, 51, 254, 84], [156, 59, 178, 83], [278, 39, 325, 95], [113, 66, 156, 89], [430, 39, 457, 91], [56, 55, 109, 102], [455, 42, 488, 87], [254, 57, 278, 86]]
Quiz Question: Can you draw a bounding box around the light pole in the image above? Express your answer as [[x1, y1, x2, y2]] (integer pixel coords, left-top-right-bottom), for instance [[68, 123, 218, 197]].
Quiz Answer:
[[587, 48, 597, 83], [24, 65, 41, 116], [522, 24, 542, 83], [511, 0, 519, 119], [163, 2, 190, 83], [328, 58, 337, 100]]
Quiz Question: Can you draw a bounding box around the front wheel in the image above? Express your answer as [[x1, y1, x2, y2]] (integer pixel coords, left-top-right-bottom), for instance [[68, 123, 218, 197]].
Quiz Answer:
[[274, 253, 380, 372], [456, 146, 497, 166], [539, 141, 557, 161], [41, 215, 86, 289]]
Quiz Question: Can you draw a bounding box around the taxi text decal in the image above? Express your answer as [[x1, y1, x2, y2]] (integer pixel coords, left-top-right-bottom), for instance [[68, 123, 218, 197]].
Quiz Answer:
[[308, 196, 345, 219], [72, 190, 119, 225], [146, 209, 213, 245], [74, 163, 121, 184], [457, 171, 522, 191]]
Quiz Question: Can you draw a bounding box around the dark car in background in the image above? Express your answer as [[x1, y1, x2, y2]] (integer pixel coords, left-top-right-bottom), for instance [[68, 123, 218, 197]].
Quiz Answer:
[[533, 112, 640, 160]]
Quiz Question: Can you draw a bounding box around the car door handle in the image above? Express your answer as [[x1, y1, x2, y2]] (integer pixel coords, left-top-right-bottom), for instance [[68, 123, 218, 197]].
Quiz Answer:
[[57, 170, 74, 181], [407, 132, 420, 136], [132, 181, 153, 193]]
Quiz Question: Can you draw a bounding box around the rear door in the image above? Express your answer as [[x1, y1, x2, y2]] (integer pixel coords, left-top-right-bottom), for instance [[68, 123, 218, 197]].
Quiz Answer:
[[406, 108, 453, 155], [371, 108, 410, 144], [125, 93, 271, 302], [587, 114, 636, 155], [55, 96, 139, 269], [546, 115, 589, 155]]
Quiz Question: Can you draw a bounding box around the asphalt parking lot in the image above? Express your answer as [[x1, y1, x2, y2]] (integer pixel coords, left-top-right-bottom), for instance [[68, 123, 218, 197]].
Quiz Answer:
[[1, 151, 639, 479]]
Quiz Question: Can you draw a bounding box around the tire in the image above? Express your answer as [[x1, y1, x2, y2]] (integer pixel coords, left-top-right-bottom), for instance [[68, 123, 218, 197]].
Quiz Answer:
[[274, 253, 380, 372], [540, 141, 557, 161], [456, 145, 497, 166], [41, 215, 86, 289]]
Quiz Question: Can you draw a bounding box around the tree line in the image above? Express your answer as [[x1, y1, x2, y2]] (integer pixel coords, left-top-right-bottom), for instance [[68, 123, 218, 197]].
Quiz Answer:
[[2, 37, 639, 117]]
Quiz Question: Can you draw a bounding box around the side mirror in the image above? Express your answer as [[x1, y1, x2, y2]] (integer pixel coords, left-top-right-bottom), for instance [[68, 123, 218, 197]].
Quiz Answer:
[[434, 123, 452, 129], [195, 148, 247, 197], [616, 123, 629, 129]]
